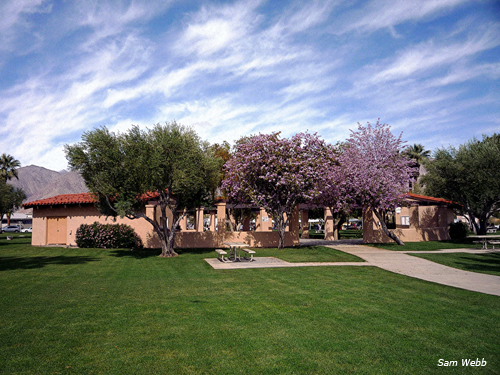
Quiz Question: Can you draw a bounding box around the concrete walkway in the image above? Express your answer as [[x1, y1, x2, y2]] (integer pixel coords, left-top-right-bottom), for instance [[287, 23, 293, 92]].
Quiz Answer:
[[205, 257, 370, 270], [330, 245, 500, 297]]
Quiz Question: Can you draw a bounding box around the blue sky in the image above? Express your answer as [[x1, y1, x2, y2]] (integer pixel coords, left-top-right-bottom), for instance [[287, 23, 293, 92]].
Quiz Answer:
[[1, 0, 499, 171]]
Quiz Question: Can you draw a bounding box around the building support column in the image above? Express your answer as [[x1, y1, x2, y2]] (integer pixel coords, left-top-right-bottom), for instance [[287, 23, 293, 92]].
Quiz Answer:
[[256, 208, 271, 231], [216, 201, 226, 246], [324, 207, 337, 241], [196, 207, 204, 232], [301, 209, 309, 238], [209, 210, 216, 231], [179, 210, 187, 231]]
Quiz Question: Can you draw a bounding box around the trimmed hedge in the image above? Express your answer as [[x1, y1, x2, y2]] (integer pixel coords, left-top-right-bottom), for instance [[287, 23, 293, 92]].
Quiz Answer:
[[449, 221, 468, 241], [76, 222, 143, 249]]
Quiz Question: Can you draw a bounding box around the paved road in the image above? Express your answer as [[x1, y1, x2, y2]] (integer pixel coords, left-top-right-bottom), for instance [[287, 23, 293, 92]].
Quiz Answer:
[[331, 245, 500, 297]]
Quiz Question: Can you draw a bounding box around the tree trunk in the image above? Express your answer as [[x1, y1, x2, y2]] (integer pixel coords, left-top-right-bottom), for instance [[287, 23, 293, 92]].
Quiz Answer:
[[155, 208, 183, 258], [464, 210, 481, 235], [478, 218, 488, 235], [160, 228, 178, 257], [373, 208, 405, 246], [159, 212, 185, 257], [336, 214, 346, 235], [275, 214, 286, 249]]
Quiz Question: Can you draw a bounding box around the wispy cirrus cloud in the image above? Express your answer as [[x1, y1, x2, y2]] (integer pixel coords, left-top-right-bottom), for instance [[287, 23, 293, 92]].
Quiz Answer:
[[0, 0, 499, 171], [174, 0, 263, 57], [368, 25, 500, 85], [340, 0, 471, 34], [0, 0, 51, 50]]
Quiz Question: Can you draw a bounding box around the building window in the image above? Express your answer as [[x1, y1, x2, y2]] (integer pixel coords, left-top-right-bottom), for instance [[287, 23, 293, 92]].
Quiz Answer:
[[401, 216, 410, 226]]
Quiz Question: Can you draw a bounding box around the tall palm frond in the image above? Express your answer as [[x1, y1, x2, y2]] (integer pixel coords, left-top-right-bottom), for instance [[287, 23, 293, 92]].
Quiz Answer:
[[0, 154, 21, 182]]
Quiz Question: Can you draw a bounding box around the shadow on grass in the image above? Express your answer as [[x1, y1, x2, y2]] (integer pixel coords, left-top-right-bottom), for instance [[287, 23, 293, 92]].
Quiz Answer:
[[454, 253, 500, 274], [110, 247, 217, 259], [111, 248, 161, 259], [0, 255, 100, 271], [0, 237, 32, 247]]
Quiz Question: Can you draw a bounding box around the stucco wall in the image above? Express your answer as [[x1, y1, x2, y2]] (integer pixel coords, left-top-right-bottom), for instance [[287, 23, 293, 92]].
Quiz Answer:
[[363, 205, 453, 244], [32, 205, 152, 247], [31, 203, 300, 248]]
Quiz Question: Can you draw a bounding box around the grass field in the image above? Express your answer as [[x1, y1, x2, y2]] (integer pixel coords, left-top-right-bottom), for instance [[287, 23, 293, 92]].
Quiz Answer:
[[367, 240, 483, 251], [1, 234, 499, 374]]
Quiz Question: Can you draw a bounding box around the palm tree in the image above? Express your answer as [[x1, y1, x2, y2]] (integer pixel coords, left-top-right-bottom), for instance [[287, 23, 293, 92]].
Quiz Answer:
[[405, 144, 430, 193], [406, 144, 431, 166], [0, 154, 21, 182], [0, 154, 22, 226]]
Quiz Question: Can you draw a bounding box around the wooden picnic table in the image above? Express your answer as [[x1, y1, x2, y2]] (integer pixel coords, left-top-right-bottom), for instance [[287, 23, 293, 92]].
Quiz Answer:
[[468, 235, 500, 249]]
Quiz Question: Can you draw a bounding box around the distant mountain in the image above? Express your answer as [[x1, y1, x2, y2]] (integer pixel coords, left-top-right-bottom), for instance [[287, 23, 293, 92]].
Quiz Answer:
[[8, 165, 88, 212]]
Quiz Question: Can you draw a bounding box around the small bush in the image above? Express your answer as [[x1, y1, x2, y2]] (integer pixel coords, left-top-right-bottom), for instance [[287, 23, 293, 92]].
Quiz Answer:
[[449, 221, 468, 241], [76, 222, 143, 249]]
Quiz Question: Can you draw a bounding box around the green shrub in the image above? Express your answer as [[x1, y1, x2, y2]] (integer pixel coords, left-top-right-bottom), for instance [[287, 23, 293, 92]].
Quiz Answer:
[[76, 222, 143, 249], [449, 221, 468, 241]]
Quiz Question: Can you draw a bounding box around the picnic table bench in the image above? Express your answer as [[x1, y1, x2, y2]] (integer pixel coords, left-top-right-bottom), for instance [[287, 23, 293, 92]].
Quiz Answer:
[[215, 249, 228, 262], [488, 241, 500, 249], [241, 248, 256, 261]]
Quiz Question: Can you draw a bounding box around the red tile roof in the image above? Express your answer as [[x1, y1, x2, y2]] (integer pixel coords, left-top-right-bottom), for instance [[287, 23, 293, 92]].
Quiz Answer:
[[22, 191, 163, 208], [23, 193, 97, 208], [406, 193, 460, 207], [23, 191, 458, 209]]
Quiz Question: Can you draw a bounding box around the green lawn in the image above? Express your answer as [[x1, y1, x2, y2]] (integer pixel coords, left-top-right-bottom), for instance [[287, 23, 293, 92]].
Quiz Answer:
[[1, 235, 499, 374], [251, 245, 364, 263], [368, 240, 483, 251]]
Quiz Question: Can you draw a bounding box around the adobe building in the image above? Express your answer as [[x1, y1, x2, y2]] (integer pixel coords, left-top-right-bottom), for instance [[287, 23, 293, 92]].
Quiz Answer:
[[363, 193, 459, 243], [23, 191, 455, 248], [22, 193, 300, 248]]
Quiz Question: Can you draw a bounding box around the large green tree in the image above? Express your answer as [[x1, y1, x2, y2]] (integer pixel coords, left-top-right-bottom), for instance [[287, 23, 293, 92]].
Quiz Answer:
[[0, 181, 26, 227], [422, 135, 500, 234], [65, 122, 222, 257]]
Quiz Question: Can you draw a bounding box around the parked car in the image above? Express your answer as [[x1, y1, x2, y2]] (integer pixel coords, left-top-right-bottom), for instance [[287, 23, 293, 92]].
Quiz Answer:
[[21, 227, 32, 233], [347, 220, 363, 230], [2, 225, 21, 233]]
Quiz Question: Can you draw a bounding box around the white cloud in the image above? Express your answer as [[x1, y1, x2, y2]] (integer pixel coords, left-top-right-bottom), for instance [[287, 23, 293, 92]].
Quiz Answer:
[[342, 0, 470, 34], [428, 62, 500, 86], [367, 25, 500, 84], [0, 0, 499, 172], [0, 0, 52, 56], [270, 0, 338, 36], [0, 0, 46, 32], [174, 0, 263, 57]]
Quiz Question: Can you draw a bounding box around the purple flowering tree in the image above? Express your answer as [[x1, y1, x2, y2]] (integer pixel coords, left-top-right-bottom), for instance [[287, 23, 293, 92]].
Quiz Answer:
[[222, 132, 328, 248], [339, 120, 417, 245], [314, 143, 353, 238]]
